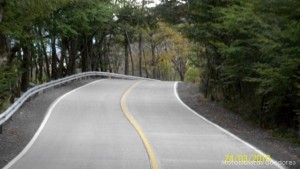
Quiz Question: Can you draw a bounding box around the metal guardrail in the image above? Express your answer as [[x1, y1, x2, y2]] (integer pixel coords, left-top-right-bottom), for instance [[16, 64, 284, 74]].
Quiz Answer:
[[0, 71, 153, 133]]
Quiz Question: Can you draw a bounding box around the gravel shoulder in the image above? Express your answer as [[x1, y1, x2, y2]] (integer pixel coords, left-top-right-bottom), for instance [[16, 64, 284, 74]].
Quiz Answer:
[[0, 78, 97, 168], [177, 82, 300, 169]]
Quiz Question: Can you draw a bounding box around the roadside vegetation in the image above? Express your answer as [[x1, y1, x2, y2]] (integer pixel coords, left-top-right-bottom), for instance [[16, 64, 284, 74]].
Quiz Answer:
[[158, 0, 300, 141], [0, 0, 192, 111], [0, 0, 299, 141]]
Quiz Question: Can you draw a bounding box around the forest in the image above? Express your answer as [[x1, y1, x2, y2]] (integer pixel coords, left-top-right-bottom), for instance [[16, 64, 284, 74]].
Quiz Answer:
[[0, 0, 299, 139]]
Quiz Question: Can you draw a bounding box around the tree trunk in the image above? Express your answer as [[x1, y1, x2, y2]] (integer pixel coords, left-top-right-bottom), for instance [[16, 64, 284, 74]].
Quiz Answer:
[[67, 37, 77, 75], [138, 0, 145, 76], [82, 35, 92, 72], [99, 48, 104, 71], [138, 34, 143, 77], [151, 42, 156, 79], [125, 31, 134, 75], [104, 34, 112, 72], [100, 35, 109, 72], [0, 1, 7, 66], [104, 45, 109, 72], [58, 38, 68, 77], [21, 45, 30, 91], [143, 48, 149, 78], [34, 54, 39, 83], [38, 28, 50, 80], [0, 33, 7, 65], [40, 40, 50, 80], [37, 44, 43, 83], [0, 1, 6, 23], [173, 58, 186, 81], [30, 44, 35, 83], [124, 33, 129, 75], [51, 36, 57, 79]]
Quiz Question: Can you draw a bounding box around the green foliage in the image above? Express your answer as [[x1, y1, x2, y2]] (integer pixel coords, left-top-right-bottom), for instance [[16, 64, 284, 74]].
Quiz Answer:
[[0, 65, 20, 112], [185, 66, 200, 84], [175, 0, 300, 133], [1, 0, 68, 39]]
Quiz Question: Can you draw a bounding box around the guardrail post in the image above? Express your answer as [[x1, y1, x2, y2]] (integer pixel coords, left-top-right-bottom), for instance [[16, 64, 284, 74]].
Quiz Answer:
[[0, 125, 3, 134]]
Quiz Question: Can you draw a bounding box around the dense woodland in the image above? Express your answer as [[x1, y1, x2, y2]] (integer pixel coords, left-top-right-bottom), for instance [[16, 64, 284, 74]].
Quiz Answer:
[[0, 0, 192, 107], [0, 0, 299, 138]]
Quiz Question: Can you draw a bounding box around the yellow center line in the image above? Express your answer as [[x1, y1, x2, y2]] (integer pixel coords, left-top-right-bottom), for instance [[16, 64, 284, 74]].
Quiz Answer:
[[121, 81, 159, 169]]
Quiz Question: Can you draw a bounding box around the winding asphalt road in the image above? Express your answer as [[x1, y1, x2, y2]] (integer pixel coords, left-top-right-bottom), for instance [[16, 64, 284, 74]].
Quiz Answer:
[[3, 79, 284, 169]]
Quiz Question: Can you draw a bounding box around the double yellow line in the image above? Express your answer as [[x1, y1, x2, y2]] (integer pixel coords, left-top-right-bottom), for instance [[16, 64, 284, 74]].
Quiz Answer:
[[120, 81, 159, 169]]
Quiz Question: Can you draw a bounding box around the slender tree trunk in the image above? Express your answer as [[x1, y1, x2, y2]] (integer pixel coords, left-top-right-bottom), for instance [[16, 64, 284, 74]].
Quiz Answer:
[[143, 49, 149, 78], [96, 37, 104, 71], [0, 1, 6, 23], [138, 0, 145, 76], [104, 46, 109, 72], [37, 44, 43, 83], [173, 58, 186, 81], [0, 1, 7, 66], [0, 32, 8, 66], [81, 36, 87, 72], [82, 35, 92, 72], [40, 40, 50, 80], [97, 36, 105, 71], [87, 36, 92, 72], [124, 33, 129, 75], [30, 44, 35, 83], [38, 28, 50, 80], [58, 37, 67, 77], [21, 45, 30, 91], [34, 55, 39, 83], [99, 48, 104, 71], [151, 42, 156, 79], [67, 37, 77, 75], [0, 33, 7, 65], [105, 34, 112, 72], [138, 34, 143, 77], [125, 31, 134, 75], [101, 36, 109, 72], [51, 36, 57, 79]]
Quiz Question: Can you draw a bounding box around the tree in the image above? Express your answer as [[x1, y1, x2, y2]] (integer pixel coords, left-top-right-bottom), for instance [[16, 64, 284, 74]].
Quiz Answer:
[[172, 0, 300, 133]]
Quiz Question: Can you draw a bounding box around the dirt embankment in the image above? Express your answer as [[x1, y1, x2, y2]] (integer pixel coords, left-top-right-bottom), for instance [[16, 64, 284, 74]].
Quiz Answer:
[[177, 82, 300, 169]]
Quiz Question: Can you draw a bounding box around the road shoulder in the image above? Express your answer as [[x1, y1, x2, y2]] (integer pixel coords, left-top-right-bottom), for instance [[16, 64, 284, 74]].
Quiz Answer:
[[177, 82, 300, 169], [0, 78, 96, 168]]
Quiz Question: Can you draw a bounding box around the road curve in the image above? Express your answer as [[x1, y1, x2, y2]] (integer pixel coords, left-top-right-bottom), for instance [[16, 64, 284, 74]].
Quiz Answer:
[[125, 81, 284, 169], [4, 79, 150, 169], [4, 79, 284, 169]]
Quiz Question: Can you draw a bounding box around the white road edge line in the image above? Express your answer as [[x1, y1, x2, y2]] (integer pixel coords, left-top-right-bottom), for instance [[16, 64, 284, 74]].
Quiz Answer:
[[174, 82, 286, 169], [3, 79, 104, 169]]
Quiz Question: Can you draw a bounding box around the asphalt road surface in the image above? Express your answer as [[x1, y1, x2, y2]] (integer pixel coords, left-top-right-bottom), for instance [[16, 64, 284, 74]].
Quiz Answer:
[[3, 79, 284, 169]]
